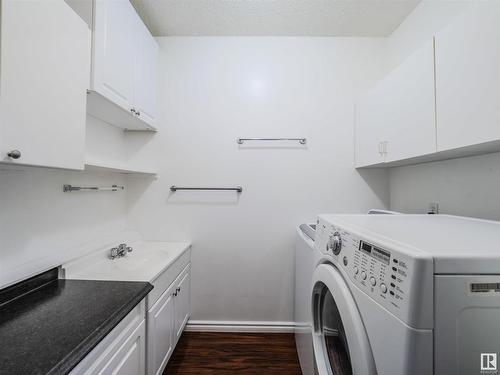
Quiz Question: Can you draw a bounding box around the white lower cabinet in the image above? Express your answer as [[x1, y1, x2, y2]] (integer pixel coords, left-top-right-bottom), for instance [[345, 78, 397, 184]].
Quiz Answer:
[[147, 282, 176, 375], [174, 268, 191, 342], [70, 302, 146, 375], [69, 251, 191, 375], [147, 264, 191, 375], [98, 321, 146, 375]]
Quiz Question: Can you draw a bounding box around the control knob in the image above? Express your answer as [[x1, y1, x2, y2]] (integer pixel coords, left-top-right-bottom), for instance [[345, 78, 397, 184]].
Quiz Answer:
[[380, 283, 387, 294], [326, 231, 342, 255]]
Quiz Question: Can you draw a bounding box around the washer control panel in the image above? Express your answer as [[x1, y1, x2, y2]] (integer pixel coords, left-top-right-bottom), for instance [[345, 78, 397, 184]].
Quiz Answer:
[[315, 217, 431, 326], [352, 239, 409, 311]]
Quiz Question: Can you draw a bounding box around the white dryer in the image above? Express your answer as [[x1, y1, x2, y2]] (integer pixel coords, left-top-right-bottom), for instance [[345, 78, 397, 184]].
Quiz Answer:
[[312, 214, 500, 375]]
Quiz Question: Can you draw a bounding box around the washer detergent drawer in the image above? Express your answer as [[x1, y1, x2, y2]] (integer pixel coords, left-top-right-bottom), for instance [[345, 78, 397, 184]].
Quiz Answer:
[[435, 275, 500, 375]]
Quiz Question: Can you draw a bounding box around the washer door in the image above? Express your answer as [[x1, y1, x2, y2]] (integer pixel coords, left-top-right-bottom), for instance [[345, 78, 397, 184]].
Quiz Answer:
[[312, 264, 377, 375]]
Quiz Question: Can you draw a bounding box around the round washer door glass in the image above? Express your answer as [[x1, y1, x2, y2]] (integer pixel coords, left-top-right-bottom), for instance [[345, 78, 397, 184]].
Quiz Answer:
[[316, 282, 352, 374]]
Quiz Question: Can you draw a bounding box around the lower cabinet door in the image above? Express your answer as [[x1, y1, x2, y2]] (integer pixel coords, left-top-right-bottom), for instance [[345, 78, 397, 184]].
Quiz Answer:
[[98, 320, 146, 375], [147, 283, 176, 375], [174, 266, 191, 342]]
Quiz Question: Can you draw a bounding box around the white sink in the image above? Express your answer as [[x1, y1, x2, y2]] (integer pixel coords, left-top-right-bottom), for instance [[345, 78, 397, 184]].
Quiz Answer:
[[64, 240, 191, 309], [64, 241, 190, 283]]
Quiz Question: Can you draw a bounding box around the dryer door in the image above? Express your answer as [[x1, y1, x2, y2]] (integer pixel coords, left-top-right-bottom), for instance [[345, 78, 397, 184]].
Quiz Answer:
[[312, 264, 377, 375]]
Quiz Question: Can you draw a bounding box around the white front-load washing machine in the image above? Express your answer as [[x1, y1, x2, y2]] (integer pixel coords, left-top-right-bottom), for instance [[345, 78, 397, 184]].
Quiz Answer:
[[312, 214, 500, 375], [295, 223, 317, 375]]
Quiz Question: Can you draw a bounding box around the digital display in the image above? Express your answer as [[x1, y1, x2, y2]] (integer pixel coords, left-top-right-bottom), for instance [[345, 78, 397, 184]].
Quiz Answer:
[[359, 241, 390, 265], [360, 242, 372, 253]]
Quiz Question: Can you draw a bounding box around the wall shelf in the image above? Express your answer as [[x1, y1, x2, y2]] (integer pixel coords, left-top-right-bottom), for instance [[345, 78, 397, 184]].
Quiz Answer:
[[84, 159, 157, 175]]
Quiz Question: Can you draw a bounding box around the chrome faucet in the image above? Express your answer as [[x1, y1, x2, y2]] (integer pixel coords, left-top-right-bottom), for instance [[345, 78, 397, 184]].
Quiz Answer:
[[109, 243, 133, 260]]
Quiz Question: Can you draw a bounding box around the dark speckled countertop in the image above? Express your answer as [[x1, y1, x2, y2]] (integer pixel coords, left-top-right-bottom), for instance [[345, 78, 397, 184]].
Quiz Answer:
[[0, 267, 153, 375]]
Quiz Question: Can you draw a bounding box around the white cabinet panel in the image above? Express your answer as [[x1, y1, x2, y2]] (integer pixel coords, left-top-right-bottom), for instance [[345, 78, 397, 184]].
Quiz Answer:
[[146, 263, 191, 375], [134, 19, 158, 127], [147, 283, 175, 375], [355, 40, 436, 167], [384, 40, 436, 162], [0, 0, 90, 169], [174, 266, 191, 342], [70, 302, 146, 375], [91, 0, 136, 113], [355, 88, 388, 167], [98, 320, 146, 375], [435, 4, 500, 151], [89, 0, 158, 130]]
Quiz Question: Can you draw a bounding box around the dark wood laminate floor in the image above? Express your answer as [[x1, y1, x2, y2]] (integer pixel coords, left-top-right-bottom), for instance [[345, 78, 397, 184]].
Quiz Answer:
[[163, 332, 303, 375]]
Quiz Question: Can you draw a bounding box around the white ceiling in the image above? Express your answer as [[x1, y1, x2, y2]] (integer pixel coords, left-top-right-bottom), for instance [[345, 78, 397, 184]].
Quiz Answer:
[[131, 0, 421, 37]]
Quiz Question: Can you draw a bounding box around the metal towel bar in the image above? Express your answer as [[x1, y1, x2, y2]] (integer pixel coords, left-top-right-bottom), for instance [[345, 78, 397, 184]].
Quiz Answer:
[[63, 184, 124, 192], [170, 186, 243, 193], [237, 137, 306, 145]]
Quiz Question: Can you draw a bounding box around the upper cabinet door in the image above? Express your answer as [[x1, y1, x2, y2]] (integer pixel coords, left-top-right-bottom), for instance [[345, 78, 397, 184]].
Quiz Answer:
[[133, 19, 158, 127], [435, 4, 500, 151], [0, 0, 90, 169], [89, 0, 158, 130], [355, 89, 387, 167], [92, 0, 136, 113], [355, 40, 436, 167], [384, 40, 436, 163]]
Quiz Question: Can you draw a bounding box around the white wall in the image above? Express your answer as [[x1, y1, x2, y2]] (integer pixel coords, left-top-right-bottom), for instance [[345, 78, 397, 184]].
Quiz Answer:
[[127, 37, 389, 324], [0, 117, 128, 287], [386, 0, 500, 220], [389, 152, 500, 220]]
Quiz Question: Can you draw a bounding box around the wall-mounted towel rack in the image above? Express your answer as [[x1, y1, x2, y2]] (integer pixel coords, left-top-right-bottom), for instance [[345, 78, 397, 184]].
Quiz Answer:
[[236, 137, 306, 145], [170, 186, 243, 193], [63, 184, 124, 193]]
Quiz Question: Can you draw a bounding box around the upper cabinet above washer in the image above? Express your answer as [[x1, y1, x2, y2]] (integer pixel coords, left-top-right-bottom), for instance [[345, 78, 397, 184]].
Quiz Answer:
[[435, 3, 500, 152], [356, 3, 500, 168], [355, 40, 436, 168], [88, 0, 158, 131]]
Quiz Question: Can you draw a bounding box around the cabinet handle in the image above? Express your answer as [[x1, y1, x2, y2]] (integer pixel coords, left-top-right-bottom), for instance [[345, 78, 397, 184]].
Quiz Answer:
[[173, 291, 178, 297], [7, 150, 21, 159], [130, 108, 136, 114], [176, 287, 181, 293], [136, 111, 141, 116]]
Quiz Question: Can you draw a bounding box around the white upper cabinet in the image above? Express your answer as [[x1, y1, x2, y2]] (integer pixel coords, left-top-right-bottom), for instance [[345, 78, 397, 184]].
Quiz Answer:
[[384, 40, 436, 163], [435, 4, 500, 151], [91, 0, 136, 112], [355, 87, 388, 167], [0, 0, 90, 169], [133, 19, 158, 126], [355, 40, 436, 167], [89, 0, 158, 131]]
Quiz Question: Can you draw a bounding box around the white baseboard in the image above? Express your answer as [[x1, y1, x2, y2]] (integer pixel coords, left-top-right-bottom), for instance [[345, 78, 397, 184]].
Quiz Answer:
[[185, 320, 296, 333]]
